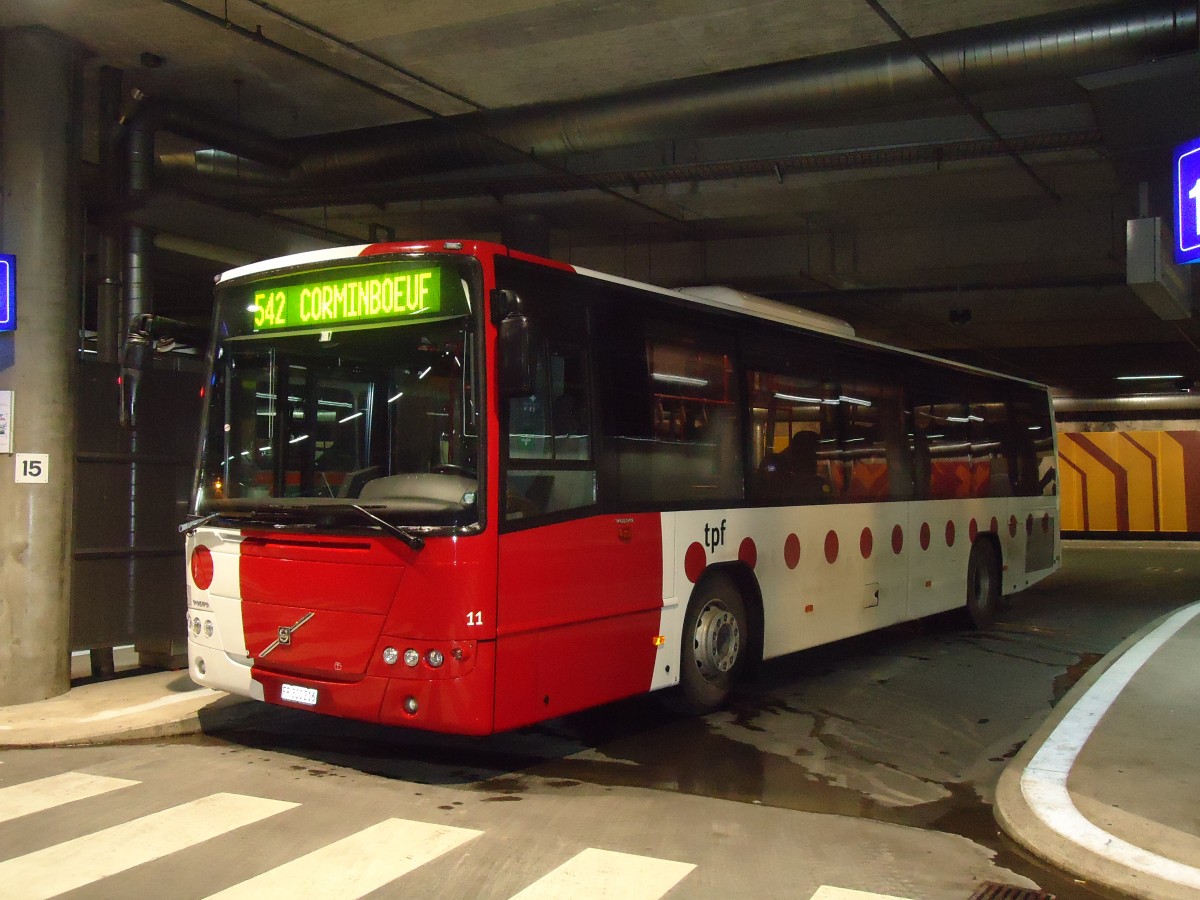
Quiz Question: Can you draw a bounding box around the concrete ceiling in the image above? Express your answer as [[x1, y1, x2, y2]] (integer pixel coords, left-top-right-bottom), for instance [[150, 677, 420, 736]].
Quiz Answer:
[[4, 0, 1200, 400]]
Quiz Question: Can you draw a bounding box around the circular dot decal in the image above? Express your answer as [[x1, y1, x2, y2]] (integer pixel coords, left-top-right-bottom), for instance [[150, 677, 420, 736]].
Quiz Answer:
[[891, 524, 904, 555], [860, 527, 873, 559], [990, 516, 999, 534], [739, 536, 758, 569], [1026, 514, 1034, 536], [684, 541, 707, 584], [969, 518, 978, 542], [1042, 512, 1050, 533], [920, 522, 931, 551], [1009, 515, 1018, 538], [784, 533, 801, 570], [824, 530, 840, 564], [945, 520, 956, 547]]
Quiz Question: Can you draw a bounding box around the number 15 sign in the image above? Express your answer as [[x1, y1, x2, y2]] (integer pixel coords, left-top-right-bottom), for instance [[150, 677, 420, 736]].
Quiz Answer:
[[1175, 136, 1200, 266]]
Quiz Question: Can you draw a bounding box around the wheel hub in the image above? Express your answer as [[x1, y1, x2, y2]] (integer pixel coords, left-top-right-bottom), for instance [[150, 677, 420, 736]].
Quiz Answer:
[[693, 600, 741, 680]]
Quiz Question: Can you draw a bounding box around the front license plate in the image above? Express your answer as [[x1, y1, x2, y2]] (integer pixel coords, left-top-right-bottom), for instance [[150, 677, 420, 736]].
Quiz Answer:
[[280, 683, 318, 706]]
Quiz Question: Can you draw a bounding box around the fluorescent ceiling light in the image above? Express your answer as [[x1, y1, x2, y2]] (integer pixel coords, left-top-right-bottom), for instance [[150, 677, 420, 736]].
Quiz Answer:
[[653, 373, 709, 387]]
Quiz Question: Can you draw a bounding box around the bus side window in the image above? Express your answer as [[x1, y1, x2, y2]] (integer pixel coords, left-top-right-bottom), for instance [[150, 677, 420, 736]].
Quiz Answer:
[[837, 381, 901, 503], [508, 343, 591, 462], [1012, 397, 1056, 496], [630, 337, 742, 504], [497, 259, 597, 522], [915, 402, 972, 500], [747, 370, 834, 504]]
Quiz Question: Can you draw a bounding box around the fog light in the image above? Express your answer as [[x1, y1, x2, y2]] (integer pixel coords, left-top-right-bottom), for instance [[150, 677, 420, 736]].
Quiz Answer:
[[192, 617, 201, 636], [196, 657, 206, 676], [403, 696, 419, 714], [204, 620, 214, 638], [426, 649, 444, 668], [403, 648, 420, 667], [382, 647, 399, 665]]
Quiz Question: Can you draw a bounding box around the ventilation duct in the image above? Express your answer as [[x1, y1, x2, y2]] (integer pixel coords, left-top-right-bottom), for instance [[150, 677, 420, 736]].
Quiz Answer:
[[152, 0, 1198, 189]]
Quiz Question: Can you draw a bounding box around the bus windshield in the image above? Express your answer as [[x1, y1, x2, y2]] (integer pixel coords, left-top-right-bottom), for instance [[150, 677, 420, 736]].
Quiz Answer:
[[193, 255, 481, 528]]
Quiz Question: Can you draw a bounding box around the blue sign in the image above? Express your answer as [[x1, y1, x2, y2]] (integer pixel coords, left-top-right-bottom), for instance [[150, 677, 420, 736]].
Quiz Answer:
[[0, 254, 13, 332], [1175, 137, 1200, 265]]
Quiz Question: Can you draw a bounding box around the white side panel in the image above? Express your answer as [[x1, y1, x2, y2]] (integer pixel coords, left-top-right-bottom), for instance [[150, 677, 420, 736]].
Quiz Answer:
[[186, 528, 258, 700], [662, 500, 1054, 664], [651, 512, 682, 690]]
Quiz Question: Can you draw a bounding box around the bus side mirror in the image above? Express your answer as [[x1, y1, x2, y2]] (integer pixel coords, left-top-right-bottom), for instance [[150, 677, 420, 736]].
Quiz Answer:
[[492, 289, 535, 398], [498, 315, 535, 398]]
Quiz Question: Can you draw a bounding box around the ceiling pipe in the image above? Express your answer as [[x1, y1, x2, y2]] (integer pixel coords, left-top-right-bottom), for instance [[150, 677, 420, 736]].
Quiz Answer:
[[287, 0, 1199, 184], [125, 99, 300, 205], [153, 0, 1197, 192]]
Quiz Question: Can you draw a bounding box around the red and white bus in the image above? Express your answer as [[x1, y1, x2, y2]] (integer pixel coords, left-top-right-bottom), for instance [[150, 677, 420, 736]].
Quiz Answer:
[[184, 239, 1059, 734]]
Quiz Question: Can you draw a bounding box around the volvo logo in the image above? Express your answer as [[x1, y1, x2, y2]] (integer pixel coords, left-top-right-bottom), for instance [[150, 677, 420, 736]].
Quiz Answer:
[[259, 612, 314, 658]]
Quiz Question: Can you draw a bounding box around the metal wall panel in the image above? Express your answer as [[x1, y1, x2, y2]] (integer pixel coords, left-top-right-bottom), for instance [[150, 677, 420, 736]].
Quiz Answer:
[[71, 361, 202, 651]]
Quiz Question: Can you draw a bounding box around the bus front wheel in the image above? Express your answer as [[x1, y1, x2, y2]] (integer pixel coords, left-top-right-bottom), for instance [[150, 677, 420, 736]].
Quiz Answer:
[[965, 539, 1000, 629], [672, 573, 748, 715]]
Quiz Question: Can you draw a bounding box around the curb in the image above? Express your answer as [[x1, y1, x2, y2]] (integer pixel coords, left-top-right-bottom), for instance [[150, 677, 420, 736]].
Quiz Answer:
[[995, 603, 1200, 900]]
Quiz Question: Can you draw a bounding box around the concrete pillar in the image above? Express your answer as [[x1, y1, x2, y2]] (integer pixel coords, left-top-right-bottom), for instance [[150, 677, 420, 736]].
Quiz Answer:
[[96, 65, 124, 367], [0, 28, 83, 704]]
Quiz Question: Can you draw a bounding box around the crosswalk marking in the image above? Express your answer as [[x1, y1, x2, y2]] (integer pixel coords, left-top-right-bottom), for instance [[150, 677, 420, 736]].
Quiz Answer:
[[0, 792, 297, 900], [0, 772, 930, 900], [508, 847, 696, 900], [202, 817, 482, 900], [0, 772, 138, 825]]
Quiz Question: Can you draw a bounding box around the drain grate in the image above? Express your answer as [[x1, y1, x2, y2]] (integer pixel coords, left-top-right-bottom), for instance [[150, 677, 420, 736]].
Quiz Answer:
[[969, 884, 1055, 900]]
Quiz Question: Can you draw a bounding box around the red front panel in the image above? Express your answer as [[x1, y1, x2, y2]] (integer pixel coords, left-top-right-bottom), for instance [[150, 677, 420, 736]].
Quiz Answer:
[[238, 529, 499, 730], [494, 513, 663, 731]]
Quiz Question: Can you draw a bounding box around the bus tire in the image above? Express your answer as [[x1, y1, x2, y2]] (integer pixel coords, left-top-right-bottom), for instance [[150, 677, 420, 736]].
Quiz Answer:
[[670, 573, 748, 715], [965, 539, 1000, 629]]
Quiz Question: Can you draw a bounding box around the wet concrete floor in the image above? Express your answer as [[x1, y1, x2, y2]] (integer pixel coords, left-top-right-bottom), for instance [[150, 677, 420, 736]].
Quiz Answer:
[[200, 542, 1200, 899]]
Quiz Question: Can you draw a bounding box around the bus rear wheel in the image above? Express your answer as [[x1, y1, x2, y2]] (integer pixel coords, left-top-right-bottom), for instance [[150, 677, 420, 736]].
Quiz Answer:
[[672, 573, 748, 715], [965, 539, 1000, 629]]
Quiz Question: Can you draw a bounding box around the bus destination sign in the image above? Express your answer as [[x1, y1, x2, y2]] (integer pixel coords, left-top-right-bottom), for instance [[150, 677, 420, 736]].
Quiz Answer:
[[1174, 136, 1200, 265], [251, 267, 441, 331]]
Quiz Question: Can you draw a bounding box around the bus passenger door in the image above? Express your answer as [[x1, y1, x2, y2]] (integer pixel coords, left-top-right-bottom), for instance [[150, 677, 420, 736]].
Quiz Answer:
[[492, 261, 662, 730]]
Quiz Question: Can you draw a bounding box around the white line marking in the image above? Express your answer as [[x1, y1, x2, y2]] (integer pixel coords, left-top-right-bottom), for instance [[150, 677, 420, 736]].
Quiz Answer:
[[508, 848, 695, 900], [71, 645, 135, 658], [80, 689, 221, 722], [202, 818, 482, 899], [0, 772, 138, 824], [810, 888, 912, 900], [1020, 601, 1200, 891], [0, 792, 296, 899]]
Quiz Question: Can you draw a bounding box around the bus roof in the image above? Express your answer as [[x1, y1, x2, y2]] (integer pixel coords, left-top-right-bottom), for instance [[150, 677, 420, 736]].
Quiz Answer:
[[216, 241, 1047, 392]]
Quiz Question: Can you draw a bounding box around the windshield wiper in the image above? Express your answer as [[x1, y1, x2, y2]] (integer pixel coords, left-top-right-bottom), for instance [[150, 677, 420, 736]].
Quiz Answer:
[[180, 504, 426, 550], [349, 504, 426, 551], [179, 513, 222, 535]]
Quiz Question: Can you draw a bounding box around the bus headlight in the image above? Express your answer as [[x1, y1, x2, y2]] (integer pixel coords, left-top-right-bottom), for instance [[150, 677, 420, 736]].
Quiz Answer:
[[382, 647, 399, 665], [426, 649, 444, 668], [403, 648, 420, 667], [204, 620, 214, 638]]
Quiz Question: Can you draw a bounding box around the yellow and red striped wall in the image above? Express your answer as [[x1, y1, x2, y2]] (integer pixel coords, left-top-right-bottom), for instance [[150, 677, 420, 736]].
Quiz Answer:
[[1058, 430, 1200, 535]]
